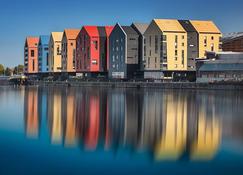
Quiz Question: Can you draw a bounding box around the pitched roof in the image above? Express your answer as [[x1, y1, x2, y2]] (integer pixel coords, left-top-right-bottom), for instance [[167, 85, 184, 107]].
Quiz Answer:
[[132, 23, 149, 34], [104, 26, 114, 37], [83, 26, 99, 37], [51, 32, 63, 42], [26, 37, 39, 47], [190, 20, 221, 34], [39, 35, 50, 45], [64, 29, 80, 40], [153, 19, 186, 32], [121, 26, 139, 35], [178, 20, 197, 32]]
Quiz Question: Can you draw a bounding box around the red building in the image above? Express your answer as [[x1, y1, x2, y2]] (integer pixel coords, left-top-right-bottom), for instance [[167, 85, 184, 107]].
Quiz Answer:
[[76, 26, 113, 74]]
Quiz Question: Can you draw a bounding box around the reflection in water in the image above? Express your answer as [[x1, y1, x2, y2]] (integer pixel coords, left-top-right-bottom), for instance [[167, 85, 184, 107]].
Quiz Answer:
[[24, 87, 223, 161]]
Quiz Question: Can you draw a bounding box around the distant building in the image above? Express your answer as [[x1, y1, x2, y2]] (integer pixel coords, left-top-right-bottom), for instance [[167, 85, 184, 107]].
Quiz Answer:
[[61, 29, 80, 72], [24, 37, 39, 73], [48, 32, 63, 72], [76, 26, 113, 75], [144, 19, 188, 79], [196, 52, 243, 82], [131, 23, 149, 71], [222, 32, 243, 52], [109, 23, 139, 79], [190, 20, 222, 59], [38, 35, 49, 72]]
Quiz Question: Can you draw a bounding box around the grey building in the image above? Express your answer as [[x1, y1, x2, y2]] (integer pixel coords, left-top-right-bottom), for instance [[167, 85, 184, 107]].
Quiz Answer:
[[178, 20, 199, 70], [131, 23, 149, 72], [109, 23, 139, 79], [197, 52, 243, 82]]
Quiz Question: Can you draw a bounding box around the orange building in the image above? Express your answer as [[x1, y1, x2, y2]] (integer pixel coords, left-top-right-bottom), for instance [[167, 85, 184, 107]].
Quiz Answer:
[[62, 29, 80, 72], [24, 37, 39, 73], [24, 89, 39, 138]]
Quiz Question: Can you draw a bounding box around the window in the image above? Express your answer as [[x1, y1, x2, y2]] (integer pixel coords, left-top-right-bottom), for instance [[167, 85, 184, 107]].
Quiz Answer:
[[71, 42, 73, 46], [144, 46, 146, 56], [182, 43, 185, 47], [129, 38, 136, 41], [155, 35, 158, 53], [44, 47, 48, 51], [32, 60, 35, 71], [93, 40, 98, 50], [175, 50, 178, 56], [211, 36, 214, 40], [155, 57, 157, 63], [46, 53, 49, 66], [182, 35, 185, 40], [175, 35, 178, 43], [211, 44, 214, 51], [148, 57, 150, 67], [182, 50, 184, 65], [149, 50, 151, 56], [204, 36, 207, 47], [162, 35, 167, 42], [31, 50, 35, 57], [149, 36, 152, 46], [57, 45, 61, 55]]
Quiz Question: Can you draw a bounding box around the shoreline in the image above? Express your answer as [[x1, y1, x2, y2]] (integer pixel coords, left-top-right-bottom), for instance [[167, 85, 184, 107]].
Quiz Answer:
[[1, 80, 243, 90], [27, 81, 243, 90]]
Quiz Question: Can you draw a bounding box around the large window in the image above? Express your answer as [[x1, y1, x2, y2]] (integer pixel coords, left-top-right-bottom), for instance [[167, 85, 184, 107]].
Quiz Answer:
[[155, 35, 158, 54], [31, 50, 35, 57], [93, 40, 98, 50]]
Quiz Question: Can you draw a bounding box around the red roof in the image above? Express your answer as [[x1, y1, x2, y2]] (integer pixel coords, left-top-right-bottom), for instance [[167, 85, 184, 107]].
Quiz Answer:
[[26, 37, 39, 47], [83, 26, 99, 37], [105, 26, 114, 37]]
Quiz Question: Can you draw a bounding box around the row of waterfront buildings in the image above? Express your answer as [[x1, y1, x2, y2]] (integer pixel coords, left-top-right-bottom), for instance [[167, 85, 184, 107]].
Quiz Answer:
[[24, 18, 243, 81]]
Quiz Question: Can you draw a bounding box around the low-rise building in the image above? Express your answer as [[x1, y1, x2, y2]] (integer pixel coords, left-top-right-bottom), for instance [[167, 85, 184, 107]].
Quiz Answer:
[[222, 32, 243, 52], [109, 23, 139, 79], [131, 23, 149, 72], [196, 52, 243, 82], [38, 35, 49, 72], [76, 26, 113, 76], [49, 32, 63, 72], [24, 37, 39, 74], [144, 19, 188, 79], [61, 29, 80, 73]]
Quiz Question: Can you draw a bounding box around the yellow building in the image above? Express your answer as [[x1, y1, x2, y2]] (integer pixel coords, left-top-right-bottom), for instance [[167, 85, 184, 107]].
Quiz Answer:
[[49, 32, 63, 72], [190, 20, 222, 58], [144, 19, 188, 74], [154, 94, 187, 160]]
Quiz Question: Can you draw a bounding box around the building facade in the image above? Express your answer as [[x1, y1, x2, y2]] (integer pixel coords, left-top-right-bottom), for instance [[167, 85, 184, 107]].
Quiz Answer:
[[24, 37, 39, 73], [48, 32, 63, 72], [61, 29, 80, 72], [196, 52, 243, 82], [38, 35, 49, 73], [144, 19, 188, 79], [109, 23, 139, 79], [131, 23, 149, 71], [222, 33, 243, 52], [178, 20, 198, 70], [76, 26, 113, 74], [190, 20, 222, 59]]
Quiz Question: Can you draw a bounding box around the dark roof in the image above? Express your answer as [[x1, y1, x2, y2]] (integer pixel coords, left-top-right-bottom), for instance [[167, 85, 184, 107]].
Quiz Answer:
[[223, 32, 243, 43], [199, 63, 243, 71], [131, 23, 149, 35], [97, 27, 107, 37], [121, 26, 139, 35], [178, 20, 197, 32]]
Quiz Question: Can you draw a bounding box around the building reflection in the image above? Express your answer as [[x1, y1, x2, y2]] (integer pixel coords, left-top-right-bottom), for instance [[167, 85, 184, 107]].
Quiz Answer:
[[24, 87, 39, 138], [24, 87, 223, 161]]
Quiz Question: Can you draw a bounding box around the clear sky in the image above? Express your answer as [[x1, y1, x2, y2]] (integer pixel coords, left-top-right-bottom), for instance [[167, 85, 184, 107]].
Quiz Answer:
[[0, 0, 243, 67]]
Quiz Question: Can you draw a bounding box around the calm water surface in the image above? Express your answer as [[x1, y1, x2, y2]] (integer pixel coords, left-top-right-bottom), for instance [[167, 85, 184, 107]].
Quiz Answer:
[[0, 86, 243, 175]]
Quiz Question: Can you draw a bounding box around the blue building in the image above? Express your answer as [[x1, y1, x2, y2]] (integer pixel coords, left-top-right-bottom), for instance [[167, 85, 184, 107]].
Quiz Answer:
[[38, 35, 50, 72]]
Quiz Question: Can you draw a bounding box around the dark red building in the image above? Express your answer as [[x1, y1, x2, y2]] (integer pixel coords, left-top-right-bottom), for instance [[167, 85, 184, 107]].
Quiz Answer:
[[223, 33, 243, 52], [76, 26, 113, 74]]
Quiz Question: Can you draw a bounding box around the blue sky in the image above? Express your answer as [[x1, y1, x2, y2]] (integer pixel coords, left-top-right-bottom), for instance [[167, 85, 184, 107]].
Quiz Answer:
[[0, 0, 243, 67]]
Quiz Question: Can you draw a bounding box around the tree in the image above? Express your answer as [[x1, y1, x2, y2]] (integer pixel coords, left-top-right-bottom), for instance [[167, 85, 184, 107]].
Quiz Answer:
[[13, 65, 24, 75], [5, 67, 13, 76], [0, 64, 4, 75]]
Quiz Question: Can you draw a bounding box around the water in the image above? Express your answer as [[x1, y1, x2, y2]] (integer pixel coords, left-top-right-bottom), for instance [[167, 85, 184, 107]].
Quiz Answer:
[[0, 86, 243, 175]]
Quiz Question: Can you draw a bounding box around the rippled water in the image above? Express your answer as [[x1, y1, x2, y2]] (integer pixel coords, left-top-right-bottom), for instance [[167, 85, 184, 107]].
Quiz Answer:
[[0, 86, 243, 174]]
